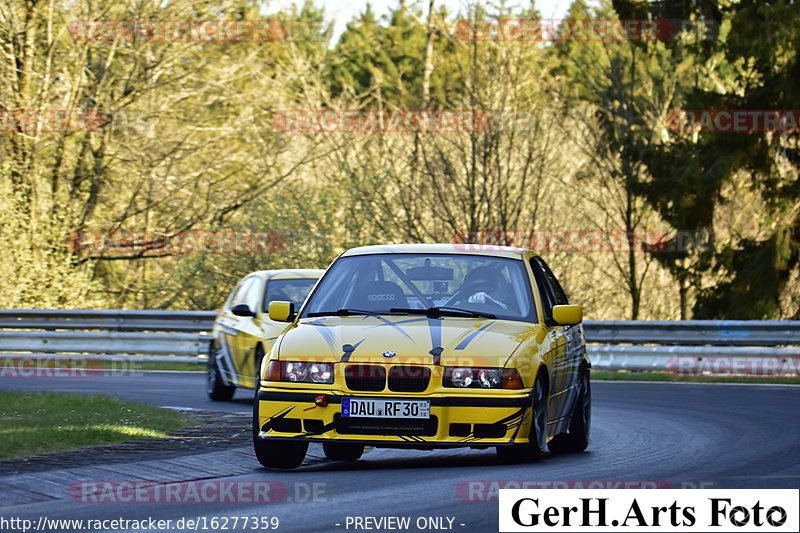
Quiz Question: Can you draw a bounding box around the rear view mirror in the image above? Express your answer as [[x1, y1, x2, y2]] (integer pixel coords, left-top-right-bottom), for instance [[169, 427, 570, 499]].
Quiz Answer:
[[552, 305, 583, 326], [406, 265, 454, 281], [231, 304, 256, 317], [268, 301, 295, 322]]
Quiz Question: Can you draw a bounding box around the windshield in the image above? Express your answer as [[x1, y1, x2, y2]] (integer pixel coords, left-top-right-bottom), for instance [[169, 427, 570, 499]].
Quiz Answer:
[[302, 253, 536, 322], [263, 278, 318, 311]]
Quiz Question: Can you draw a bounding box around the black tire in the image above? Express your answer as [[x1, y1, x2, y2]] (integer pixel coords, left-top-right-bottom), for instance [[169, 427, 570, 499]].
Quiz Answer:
[[548, 364, 591, 454], [496, 371, 548, 463], [253, 344, 265, 385], [323, 442, 365, 462], [252, 391, 308, 469], [207, 347, 235, 401]]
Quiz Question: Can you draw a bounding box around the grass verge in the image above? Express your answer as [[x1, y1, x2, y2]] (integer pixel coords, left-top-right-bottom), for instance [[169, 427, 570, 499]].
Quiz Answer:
[[591, 370, 800, 384], [0, 392, 190, 459]]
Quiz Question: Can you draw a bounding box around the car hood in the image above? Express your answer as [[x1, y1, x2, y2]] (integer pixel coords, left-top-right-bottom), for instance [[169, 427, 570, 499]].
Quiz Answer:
[[275, 315, 539, 367]]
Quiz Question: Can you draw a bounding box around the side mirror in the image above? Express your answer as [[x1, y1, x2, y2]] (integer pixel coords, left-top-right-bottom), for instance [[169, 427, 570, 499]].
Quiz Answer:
[[268, 301, 295, 322], [231, 304, 256, 317], [552, 304, 582, 326]]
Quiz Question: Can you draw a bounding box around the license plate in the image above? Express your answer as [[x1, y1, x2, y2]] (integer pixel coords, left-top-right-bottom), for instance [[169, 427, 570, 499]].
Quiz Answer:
[[341, 398, 430, 419]]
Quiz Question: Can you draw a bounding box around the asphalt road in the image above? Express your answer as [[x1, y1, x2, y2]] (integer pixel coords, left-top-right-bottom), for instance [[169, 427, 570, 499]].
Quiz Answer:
[[1, 372, 798, 533]]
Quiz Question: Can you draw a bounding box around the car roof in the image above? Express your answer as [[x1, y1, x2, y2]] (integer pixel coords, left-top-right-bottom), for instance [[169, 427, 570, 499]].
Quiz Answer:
[[341, 243, 531, 259], [248, 269, 325, 280]]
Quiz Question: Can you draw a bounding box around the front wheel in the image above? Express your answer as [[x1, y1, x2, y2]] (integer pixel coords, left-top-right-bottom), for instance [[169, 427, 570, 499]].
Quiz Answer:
[[207, 348, 235, 401], [252, 393, 307, 469], [253, 438, 308, 470], [496, 372, 548, 463]]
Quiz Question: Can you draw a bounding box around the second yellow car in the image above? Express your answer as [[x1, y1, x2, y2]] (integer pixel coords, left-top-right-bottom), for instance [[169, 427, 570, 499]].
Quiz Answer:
[[208, 269, 324, 400]]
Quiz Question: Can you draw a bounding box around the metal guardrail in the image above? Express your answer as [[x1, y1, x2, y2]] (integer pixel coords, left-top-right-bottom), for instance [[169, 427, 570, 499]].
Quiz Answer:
[[1, 353, 203, 365], [0, 311, 213, 359], [2, 310, 799, 344], [583, 320, 800, 346], [0, 309, 217, 332], [0, 331, 209, 356], [0, 310, 798, 374], [587, 345, 800, 373]]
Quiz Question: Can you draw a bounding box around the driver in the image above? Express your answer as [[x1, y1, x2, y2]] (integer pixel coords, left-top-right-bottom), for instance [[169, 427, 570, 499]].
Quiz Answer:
[[460, 266, 509, 310]]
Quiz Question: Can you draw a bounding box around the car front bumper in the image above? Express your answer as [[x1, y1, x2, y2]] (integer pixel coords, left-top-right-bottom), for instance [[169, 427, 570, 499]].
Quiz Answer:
[[255, 388, 534, 447]]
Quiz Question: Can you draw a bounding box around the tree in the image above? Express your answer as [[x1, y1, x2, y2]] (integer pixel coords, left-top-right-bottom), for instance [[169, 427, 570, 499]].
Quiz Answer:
[[0, 0, 326, 308], [687, 0, 800, 318]]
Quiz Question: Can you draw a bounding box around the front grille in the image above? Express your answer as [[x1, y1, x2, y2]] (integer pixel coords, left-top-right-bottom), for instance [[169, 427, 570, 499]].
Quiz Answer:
[[344, 365, 386, 391], [387, 365, 431, 392], [334, 414, 438, 436]]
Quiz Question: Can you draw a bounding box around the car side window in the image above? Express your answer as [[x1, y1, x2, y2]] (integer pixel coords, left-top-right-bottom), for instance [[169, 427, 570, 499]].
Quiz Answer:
[[229, 278, 254, 309], [530, 258, 557, 320], [263, 279, 318, 311], [226, 281, 245, 309], [533, 257, 569, 305], [244, 278, 263, 311]]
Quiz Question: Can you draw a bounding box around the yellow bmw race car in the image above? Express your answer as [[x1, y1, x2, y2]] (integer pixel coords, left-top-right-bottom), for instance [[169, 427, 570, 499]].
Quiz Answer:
[[254, 244, 590, 468], [208, 269, 324, 400]]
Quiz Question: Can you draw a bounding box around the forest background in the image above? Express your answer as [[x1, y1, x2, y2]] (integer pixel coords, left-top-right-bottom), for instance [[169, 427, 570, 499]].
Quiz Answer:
[[1, 0, 797, 319]]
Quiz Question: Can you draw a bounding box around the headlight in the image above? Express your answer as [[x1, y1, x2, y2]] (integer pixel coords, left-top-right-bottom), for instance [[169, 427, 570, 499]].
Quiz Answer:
[[284, 361, 309, 382], [308, 362, 333, 383], [266, 361, 334, 384], [478, 368, 503, 388], [443, 367, 523, 389], [449, 367, 474, 387]]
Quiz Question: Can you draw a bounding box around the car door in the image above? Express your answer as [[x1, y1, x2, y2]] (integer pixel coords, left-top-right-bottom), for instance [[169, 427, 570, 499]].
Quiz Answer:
[[230, 275, 264, 387], [535, 257, 585, 426], [529, 257, 569, 424], [215, 278, 251, 386]]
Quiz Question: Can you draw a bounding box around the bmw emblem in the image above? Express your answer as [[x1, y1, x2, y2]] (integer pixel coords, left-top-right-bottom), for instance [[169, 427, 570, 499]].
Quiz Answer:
[[382, 350, 397, 358]]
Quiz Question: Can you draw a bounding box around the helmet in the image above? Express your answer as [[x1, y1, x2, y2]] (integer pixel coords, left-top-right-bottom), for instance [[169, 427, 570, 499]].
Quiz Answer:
[[461, 266, 501, 295]]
